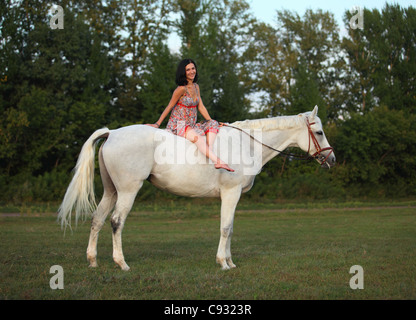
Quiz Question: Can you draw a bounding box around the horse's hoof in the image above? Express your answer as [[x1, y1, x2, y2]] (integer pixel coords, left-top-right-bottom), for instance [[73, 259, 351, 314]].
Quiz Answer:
[[114, 258, 130, 271], [87, 255, 98, 268], [217, 257, 231, 270], [227, 258, 236, 268]]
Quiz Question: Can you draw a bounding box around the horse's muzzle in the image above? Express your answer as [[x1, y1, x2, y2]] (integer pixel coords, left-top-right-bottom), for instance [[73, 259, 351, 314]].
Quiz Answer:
[[319, 150, 336, 169]]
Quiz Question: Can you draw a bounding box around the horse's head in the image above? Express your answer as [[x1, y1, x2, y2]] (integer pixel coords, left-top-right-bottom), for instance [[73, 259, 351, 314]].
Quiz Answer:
[[298, 106, 336, 168]]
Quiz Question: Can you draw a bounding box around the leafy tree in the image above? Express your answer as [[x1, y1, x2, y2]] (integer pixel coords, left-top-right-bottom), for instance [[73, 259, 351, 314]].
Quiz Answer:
[[115, 0, 175, 124], [176, 0, 253, 122], [342, 4, 416, 114], [240, 21, 286, 117], [288, 59, 326, 122], [140, 38, 178, 124], [175, 0, 203, 49], [334, 106, 416, 197], [0, 2, 111, 181], [251, 9, 345, 121]]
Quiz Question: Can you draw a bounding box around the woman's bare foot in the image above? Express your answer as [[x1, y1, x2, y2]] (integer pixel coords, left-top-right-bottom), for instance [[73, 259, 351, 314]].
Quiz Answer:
[[215, 163, 235, 172]]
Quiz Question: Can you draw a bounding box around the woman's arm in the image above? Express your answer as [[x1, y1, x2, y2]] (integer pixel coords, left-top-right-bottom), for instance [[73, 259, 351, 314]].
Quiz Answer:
[[196, 84, 212, 121], [147, 86, 186, 127]]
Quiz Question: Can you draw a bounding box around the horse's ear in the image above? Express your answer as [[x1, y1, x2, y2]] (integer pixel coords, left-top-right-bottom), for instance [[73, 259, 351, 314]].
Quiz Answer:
[[310, 105, 318, 120]]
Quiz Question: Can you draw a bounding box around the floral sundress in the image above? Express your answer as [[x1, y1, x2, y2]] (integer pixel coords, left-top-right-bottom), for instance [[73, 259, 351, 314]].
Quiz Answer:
[[166, 84, 219, 137]]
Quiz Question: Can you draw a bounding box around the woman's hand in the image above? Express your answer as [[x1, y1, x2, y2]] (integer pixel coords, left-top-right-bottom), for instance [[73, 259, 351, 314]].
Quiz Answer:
[[145, 123, 160, 128]]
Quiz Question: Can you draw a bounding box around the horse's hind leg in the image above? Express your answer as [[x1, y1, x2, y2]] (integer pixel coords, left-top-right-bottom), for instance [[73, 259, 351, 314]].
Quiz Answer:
[[87, 146, 117, 268], [110, 184, 142, 271], [87, 193, 117, 267]]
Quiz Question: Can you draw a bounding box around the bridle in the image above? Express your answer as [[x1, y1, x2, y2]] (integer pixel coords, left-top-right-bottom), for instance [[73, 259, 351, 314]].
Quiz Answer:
[[220, 118, 334, 166], [305, 118, 334, 166]]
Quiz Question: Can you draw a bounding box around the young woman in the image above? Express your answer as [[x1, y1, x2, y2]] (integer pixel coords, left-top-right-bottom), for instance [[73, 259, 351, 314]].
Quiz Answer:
[[147, 59, 234, 172]]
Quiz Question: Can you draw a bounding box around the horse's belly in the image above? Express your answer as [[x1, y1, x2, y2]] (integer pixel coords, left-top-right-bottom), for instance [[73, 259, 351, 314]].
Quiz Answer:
[[149, 166, 221, 198]]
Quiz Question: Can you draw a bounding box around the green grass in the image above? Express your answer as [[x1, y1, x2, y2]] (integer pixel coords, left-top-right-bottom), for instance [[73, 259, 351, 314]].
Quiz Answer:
[[1, 204, 415, 299]]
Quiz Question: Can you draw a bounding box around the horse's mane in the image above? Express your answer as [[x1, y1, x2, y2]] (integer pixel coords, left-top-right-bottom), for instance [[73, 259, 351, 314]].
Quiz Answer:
[[230, 113, 308, 131]]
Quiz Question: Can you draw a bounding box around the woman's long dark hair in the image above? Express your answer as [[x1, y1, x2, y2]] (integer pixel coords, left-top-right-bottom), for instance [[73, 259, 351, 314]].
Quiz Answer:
[[176, 58, 198, 86]]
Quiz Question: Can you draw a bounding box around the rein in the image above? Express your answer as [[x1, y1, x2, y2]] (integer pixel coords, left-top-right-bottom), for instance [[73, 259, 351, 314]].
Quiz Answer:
[[220, 119, 333, 165]]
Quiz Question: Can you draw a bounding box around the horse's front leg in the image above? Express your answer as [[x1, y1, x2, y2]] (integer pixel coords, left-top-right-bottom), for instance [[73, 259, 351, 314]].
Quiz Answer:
[[216, 185, 241, 270]]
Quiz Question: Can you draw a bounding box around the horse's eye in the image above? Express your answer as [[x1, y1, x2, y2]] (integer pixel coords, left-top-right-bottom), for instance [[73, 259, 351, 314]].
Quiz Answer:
[[316, 131, 323, 136]]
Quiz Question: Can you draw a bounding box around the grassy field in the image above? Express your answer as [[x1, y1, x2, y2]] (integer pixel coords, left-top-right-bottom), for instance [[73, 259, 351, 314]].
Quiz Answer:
[[0, 202, 415, 300]]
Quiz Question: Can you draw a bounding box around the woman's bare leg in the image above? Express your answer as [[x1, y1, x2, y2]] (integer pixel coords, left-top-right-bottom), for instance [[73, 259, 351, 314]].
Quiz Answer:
[[206, 131, 234, 171], [185, 128, 217, 163], [185, 129, 234, 172], [206, 131, 217, 147]]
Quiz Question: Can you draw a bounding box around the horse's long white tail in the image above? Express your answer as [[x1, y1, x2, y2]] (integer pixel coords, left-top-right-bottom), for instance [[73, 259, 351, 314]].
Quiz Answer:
[[58, 128, 110, 230]]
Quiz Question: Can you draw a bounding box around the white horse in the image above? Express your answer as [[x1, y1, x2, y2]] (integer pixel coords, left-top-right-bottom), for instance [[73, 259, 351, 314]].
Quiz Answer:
[[58, 106, 335, 271]]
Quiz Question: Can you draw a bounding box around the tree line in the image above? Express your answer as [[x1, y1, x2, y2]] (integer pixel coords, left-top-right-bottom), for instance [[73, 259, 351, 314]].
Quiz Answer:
[[0, 0, 415, 203]]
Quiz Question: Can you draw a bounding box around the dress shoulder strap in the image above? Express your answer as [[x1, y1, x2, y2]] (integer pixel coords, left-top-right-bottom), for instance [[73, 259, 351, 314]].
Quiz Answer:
[[194, 83, 199, 96]]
